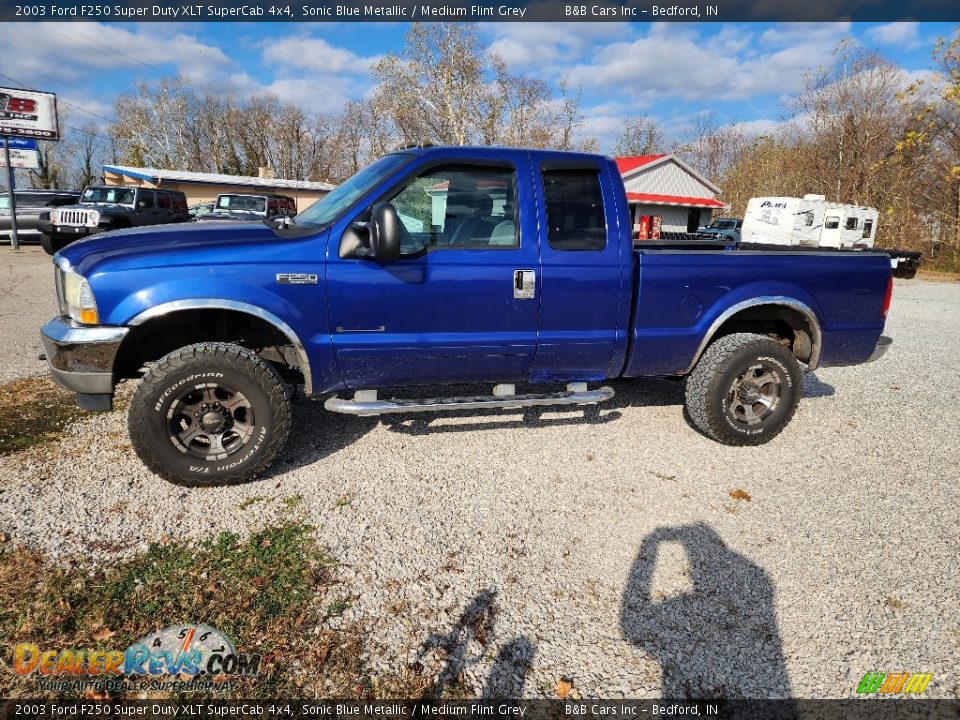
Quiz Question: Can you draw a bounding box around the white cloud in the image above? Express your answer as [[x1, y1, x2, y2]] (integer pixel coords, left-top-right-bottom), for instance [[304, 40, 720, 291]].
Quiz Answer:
[[565, 23, 855, 104], [484, 22, 627, 73], [0, 23, 230, 82], [258, 76, 363, 114], [865, 22, 923, 50], [261, 35, 380, 74]]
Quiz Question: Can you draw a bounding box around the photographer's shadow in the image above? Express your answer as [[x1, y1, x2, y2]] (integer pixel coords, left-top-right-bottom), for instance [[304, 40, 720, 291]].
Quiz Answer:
[[621, 523, 795, 705]]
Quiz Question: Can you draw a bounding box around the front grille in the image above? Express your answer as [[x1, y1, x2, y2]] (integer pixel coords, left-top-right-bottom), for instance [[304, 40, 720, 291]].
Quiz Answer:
[[56, 209, 91, 227]]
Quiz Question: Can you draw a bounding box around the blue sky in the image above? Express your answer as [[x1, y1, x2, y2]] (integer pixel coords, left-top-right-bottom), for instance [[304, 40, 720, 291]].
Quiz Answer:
[[0, 21, 954, 151]]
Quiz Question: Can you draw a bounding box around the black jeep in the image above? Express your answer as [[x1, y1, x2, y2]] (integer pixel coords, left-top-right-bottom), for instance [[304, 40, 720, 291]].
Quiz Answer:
[[38, 186, 189, 255]]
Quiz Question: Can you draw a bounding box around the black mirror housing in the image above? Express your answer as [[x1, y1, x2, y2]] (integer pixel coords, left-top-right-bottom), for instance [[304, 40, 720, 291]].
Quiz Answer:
[[369, 202, 401, 263]]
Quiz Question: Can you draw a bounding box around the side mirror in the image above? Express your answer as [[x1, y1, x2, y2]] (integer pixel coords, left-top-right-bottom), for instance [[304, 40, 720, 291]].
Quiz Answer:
[[368, 202, 400, 263], [137, 201, 147, 210]]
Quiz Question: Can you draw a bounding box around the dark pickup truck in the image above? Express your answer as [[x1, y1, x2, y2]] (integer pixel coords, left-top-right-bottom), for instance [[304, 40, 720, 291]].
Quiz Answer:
[[40, 146, 893, 486]]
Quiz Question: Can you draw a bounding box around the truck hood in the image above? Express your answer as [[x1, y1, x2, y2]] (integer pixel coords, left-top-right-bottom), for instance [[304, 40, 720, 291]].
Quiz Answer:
[[57, 221, 290, 276]]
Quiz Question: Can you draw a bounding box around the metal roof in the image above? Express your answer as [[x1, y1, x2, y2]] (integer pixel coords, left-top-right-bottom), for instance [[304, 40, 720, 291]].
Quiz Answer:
[[102, 164, 335, 192], [626, 191, 729, 209]]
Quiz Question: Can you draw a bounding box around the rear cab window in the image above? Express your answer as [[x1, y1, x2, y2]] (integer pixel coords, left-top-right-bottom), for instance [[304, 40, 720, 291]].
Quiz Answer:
[[541, 166, 607, 251]]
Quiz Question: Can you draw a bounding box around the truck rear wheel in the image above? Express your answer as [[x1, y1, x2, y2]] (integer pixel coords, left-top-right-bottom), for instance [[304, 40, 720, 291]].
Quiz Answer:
[[128, 343, 291, 487], [684, 333, 802, 446]]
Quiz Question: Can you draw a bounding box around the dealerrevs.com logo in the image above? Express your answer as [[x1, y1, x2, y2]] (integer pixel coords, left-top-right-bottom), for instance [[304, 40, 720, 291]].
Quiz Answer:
[[856, 672, 933, 695], [12, 624, 260, 693]]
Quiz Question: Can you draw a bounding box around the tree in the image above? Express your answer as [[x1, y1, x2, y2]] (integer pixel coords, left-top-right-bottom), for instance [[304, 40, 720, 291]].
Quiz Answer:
[[898, 29, 960, 269], [614, 116, 666, 156], [371, 23, 594, 150]]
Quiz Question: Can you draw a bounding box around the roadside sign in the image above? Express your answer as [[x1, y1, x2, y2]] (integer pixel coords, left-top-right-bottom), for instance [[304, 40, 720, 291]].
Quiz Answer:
[[5, 137, 37, 151], [0, 148, 39, 169], [0, 87, 60, 141]]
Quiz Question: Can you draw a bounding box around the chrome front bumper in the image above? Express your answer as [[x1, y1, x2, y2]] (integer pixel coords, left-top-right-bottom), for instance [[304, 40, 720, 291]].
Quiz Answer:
[[866, 335, 893, 363], [40, 317, 129, 410]]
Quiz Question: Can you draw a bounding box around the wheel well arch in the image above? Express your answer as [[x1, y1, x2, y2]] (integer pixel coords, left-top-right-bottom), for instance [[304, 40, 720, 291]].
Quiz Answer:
[[686, 299, 821, 373], [114, 303, 312, 393]]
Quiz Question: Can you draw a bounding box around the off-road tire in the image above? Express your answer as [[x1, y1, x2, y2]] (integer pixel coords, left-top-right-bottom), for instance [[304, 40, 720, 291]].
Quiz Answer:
[[128, 343, 291, 487], [685, 332, 802, 446], [41, 234, 67, 255]]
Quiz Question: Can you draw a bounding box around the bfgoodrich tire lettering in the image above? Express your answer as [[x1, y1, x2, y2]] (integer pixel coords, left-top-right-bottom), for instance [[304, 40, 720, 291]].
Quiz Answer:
[[684, 332, 802, 446], [128, 343, 291, 487]]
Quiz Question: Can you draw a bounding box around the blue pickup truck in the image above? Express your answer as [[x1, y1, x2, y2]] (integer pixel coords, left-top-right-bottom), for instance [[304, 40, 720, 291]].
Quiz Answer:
[[40, 146, 894, 486]]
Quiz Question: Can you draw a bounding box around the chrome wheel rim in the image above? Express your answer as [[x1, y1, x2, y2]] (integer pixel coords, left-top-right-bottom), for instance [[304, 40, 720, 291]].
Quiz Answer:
[[167, 383, 255, 460], [727, 363, 782, 426]]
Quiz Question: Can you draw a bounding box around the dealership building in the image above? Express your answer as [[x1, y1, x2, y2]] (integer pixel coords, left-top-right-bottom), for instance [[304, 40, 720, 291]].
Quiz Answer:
[[102, 165, 334, 211], [616, 154, 729, 239]]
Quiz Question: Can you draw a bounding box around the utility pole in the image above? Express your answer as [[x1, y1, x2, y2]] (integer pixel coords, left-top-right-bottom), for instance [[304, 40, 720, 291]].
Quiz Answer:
[[2, 136, 18, 250]]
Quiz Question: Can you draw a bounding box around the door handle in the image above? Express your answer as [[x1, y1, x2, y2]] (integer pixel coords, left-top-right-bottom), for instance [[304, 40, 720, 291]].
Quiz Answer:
[[514, 269, 535, 299]]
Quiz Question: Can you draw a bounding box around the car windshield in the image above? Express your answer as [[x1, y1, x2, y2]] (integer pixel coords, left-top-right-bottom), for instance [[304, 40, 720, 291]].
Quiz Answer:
[[82, 187, 136, 205], [707, 219, 736, 230], [295, 153, 412, 229], [217, 195, 266, 213], [0, 195, 7, 210]]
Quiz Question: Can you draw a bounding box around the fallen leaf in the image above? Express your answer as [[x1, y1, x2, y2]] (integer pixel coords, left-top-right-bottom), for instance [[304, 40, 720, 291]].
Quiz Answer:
[[729, 489, 752, 502], [83, 688, 111, 700], [556, 678, 573, 698], [92, 628, 116, 641], [0, 532, 10, 543]]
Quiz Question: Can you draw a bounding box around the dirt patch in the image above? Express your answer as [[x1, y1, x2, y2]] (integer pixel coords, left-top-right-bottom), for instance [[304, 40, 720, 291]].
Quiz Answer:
[[0, 376, 84, 456]]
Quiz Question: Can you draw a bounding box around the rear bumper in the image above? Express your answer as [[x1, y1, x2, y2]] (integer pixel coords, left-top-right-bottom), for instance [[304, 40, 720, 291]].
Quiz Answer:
[[40, 317, 128, 409], [866, 335, 892, 363]]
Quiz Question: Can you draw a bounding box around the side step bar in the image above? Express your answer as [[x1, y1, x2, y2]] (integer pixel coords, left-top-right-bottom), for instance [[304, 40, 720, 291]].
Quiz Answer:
[[324, 383, 615, 417]]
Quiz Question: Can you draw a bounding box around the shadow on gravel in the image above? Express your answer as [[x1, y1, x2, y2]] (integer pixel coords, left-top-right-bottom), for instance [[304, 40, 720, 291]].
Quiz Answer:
[[418, 590, 536, 699], [621, 523, 796, 706], [261, 395, 377, 479], [802, 373, 836, 398]]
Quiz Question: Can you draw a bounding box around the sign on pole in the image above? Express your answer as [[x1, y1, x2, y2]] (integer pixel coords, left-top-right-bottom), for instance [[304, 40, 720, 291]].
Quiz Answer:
[[0, 147, 38, 169], [0, 87, 59, 140], [5, 137, 37, 151], [1, 87, 58, 250]]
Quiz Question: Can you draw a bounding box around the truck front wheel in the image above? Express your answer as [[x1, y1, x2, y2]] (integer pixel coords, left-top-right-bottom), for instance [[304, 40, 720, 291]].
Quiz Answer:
[[128, 343, 292, 486], [684, 332, 802, 445]]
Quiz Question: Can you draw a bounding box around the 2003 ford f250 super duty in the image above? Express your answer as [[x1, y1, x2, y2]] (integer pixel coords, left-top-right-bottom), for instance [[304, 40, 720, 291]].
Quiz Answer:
[[40, 146, 894, 486]]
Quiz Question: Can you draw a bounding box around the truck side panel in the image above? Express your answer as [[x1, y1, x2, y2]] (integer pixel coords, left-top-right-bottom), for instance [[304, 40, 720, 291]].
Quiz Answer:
[[622, 249, 892, 377]]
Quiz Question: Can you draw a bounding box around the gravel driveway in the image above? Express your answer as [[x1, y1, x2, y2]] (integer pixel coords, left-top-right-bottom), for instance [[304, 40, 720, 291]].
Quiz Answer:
[[1, 246, 957, 699]]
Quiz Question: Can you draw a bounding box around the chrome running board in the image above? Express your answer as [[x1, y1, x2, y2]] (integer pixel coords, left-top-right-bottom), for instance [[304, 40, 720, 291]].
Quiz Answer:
[[324, 383, 615, 417]]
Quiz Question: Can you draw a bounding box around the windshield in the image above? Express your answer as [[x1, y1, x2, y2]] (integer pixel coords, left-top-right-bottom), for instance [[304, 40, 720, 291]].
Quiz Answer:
[[295, 153, 412, 228], [83, 187, 136, 205], [0, 195, 7, 210], [217, 195, 266, 213], [707, 219, 737, 230]]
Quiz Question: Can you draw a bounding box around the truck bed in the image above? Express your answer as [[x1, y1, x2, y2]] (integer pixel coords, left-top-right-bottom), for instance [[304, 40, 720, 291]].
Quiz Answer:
[[622, 244, 892, 377]]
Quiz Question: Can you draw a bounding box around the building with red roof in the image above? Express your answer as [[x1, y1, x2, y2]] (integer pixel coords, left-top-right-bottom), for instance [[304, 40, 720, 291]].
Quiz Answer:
[[615, 154, 729, 239]]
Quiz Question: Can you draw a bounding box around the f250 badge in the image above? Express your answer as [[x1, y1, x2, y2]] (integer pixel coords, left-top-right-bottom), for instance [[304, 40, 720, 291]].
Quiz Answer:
[[276, 273, 318, 285]]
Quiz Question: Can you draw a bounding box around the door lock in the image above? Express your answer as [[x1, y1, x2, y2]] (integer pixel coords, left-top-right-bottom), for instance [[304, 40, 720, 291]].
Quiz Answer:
[[514, 269, 535, 299]]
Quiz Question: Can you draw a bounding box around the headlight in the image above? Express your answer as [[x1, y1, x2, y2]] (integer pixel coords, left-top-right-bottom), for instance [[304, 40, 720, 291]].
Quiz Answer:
[[61, 269, 99, 325], [86, 209, 100, 227]]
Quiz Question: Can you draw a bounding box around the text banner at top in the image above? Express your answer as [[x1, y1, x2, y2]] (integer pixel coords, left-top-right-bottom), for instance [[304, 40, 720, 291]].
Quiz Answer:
[[2, 0, 959, 22]]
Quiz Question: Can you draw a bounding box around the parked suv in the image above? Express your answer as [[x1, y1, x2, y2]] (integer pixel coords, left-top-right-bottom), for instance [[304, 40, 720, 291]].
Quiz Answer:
[[37, 186, 189, 254], [0, 189, 80, 244], [197, 193, 297, 222], [697, 217, 743, 243]]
